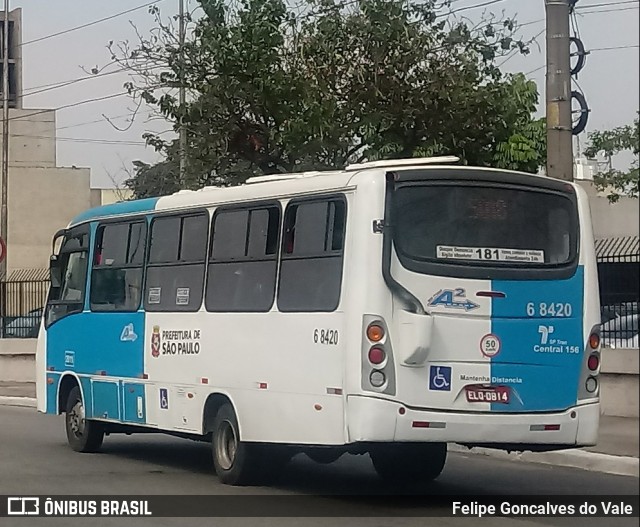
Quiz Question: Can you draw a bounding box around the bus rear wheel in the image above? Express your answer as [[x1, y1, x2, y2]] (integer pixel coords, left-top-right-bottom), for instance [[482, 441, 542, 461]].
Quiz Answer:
[[211, 403, 260, 486], [65, 386, 104, 453], [370, 442, 447, 484]]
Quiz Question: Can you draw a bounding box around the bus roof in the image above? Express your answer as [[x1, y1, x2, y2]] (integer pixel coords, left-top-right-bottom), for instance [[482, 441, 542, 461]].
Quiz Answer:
[[70, 197, 160, 226], [68, 161, 562, 227]]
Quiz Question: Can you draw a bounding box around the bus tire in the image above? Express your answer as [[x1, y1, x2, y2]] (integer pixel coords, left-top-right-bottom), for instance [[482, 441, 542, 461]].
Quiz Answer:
[[370, 443, 447, 484], [65, 386, 104, 453], [211, 403, 259, 486]]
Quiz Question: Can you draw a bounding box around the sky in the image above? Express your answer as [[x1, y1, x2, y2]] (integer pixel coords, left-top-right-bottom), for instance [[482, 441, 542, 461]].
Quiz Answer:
[[12, 0, 640, 189]]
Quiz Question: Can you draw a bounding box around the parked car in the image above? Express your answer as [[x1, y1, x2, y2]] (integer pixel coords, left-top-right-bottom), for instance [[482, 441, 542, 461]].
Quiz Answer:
[[601, 313, 639, 349], [2, 308, 44, 339]]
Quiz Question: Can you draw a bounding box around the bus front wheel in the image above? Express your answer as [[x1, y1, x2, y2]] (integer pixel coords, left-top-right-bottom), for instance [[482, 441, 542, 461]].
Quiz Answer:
[[211, 403, 259, 485], [370, 442, 447, 484], [65, 386, 104, 453]]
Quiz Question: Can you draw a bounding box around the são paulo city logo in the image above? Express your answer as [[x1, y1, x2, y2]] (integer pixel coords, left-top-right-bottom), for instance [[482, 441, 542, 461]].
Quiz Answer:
[[151, 325, 161, 358]]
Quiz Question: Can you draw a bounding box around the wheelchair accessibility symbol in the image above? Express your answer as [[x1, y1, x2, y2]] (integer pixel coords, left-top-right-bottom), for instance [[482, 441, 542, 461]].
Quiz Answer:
[[429, 366, 452, 391], [159, 388, 169, 410]]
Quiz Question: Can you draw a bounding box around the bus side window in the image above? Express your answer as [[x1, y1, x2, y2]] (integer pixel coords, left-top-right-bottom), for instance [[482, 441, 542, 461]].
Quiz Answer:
[[206, 205, 280, 312], [45, 226, 90, 327], [90, 221, 146, 312], [277, 197, 346, 312], [144, 212, 208, 312]]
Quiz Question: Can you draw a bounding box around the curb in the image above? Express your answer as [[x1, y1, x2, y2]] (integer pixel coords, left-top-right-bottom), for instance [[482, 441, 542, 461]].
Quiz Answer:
[[0, 396, 37, 408], [449, 444, 639, 478], [1, 398, 637, 478]]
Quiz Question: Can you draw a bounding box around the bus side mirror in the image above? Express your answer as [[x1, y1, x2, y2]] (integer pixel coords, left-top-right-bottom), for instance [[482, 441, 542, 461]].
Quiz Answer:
[[50, 256, 62, 288]]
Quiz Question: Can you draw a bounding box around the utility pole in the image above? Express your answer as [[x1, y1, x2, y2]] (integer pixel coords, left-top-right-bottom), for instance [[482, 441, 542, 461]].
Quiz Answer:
[[545, 0, 574, 181], [178, 0, 186, 186], [1, 0, 9, 281]]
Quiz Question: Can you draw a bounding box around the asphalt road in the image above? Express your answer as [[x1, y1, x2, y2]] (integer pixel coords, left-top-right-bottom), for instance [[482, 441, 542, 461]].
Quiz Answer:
[[0, 405, 637, 527]]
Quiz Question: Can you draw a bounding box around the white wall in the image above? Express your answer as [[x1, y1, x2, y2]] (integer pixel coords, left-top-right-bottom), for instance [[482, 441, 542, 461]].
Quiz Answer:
[[3, 109, 56, 167], [7, 166, 91, 272]]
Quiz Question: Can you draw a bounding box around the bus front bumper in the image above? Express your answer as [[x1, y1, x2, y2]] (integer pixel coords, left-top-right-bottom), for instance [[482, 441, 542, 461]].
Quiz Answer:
[[346, 395, 599, 448]]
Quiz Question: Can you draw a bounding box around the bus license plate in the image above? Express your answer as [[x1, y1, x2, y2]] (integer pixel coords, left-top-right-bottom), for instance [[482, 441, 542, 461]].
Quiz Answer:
[[465, 385, 510, 404]]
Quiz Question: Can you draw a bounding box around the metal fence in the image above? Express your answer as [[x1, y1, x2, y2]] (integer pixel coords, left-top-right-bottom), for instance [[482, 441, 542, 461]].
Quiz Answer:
[[0, 279, 50, 339], [596, 237, 639, 349], [0, 242, 638, 348]]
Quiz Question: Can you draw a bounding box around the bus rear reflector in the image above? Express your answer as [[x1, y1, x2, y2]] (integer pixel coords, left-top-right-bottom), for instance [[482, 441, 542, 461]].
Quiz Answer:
[[412, 421, 446, 429], [530, 424, 561, 431]]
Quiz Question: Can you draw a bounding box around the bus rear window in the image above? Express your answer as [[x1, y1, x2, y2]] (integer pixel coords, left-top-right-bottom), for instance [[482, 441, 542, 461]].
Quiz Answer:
[[392, 184, 578, 271]]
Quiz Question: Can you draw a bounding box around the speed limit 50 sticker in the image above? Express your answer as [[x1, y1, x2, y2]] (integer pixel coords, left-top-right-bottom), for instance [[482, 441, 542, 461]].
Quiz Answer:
[[480, 333, 501, 358]]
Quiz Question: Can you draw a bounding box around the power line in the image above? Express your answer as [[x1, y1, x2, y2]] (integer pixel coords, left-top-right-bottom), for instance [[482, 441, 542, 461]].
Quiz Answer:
[[496, 28, 546, 68], [524, 64, 545, 76], [447, 0, 506, 15], [523, 43, 638, 76], [589, 44, 640, 50], [11, 133, 147, 146], [577, 4, 639, 13], [576, 0, 638, 8], [21, 0, 165, 47], [9, 91, 139, 122], [22, 67, 129, 98], [55, 113, 141, 132]]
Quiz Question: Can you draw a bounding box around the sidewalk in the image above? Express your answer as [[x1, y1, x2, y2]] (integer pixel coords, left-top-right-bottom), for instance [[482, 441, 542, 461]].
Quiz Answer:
[[0, 381, 637, 476]]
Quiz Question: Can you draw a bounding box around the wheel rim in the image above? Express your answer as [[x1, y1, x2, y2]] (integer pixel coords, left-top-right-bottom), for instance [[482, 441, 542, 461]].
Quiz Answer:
[[68, 400, 86, 438], [215, 419, 238, 471]]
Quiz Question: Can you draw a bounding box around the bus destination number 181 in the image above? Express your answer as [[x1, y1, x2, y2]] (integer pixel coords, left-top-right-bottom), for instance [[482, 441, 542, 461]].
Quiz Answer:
[[314, 329, 339, 345]]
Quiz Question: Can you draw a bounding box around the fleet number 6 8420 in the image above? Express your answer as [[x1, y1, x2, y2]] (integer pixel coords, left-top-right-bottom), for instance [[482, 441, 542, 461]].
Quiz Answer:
[[526, 302, 572, 317]]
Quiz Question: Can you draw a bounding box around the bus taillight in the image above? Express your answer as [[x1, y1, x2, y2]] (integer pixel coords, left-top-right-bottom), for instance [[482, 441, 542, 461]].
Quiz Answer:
[[587, 354, 599, 371], [369, 370, 386, 387], [366, 324, 385, 342], [362, 316, 396, 395], [368, 347, 386, 365], [588, 333, 600, 350]]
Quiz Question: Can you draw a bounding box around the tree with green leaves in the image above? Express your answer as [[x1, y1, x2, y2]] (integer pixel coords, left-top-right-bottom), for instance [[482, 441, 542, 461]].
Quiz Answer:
[[584, 113, 639, 203], [110, 0, 544, 198]]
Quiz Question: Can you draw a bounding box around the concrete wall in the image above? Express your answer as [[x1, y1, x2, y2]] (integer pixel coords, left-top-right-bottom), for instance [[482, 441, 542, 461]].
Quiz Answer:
[[3, 109, 56, 167], [600, 348, 639, 419], [7, 166, 91, 271], [0, 340, 35, 383], [589, 196, 640, 239], [577, 181, 640, 239], [90, 188, 133, 209]]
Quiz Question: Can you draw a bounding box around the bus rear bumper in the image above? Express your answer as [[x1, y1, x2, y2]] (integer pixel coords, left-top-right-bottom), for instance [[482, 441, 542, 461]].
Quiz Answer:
[[346, 395, 600, 449]]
